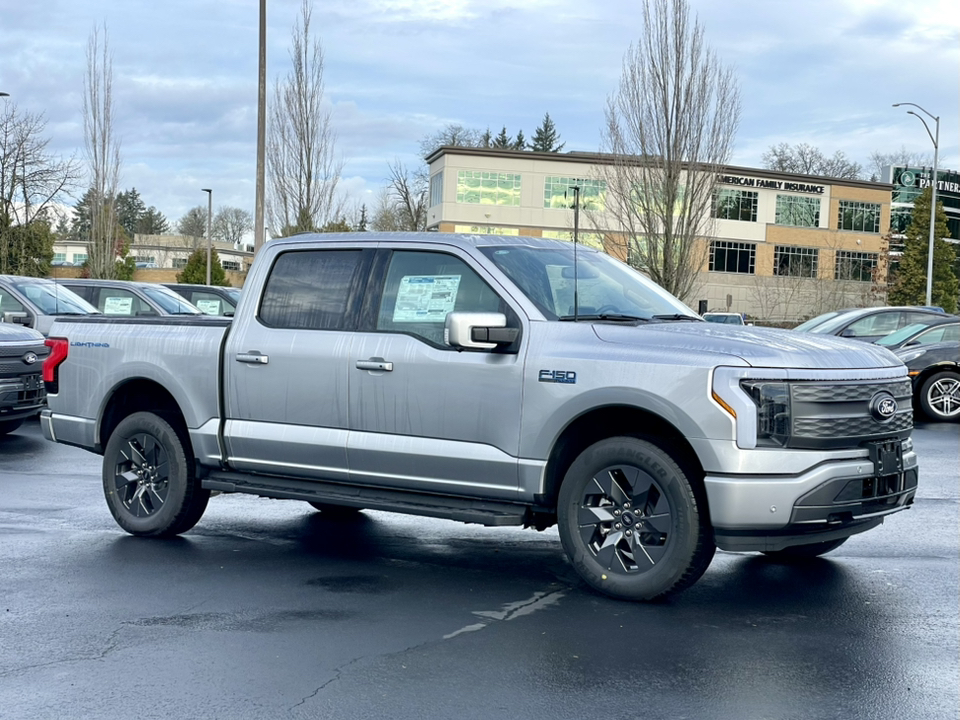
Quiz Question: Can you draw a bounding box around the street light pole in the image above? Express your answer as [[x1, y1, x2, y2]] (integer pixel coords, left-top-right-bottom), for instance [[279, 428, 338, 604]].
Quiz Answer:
[[201, 188, 213, 285], [893, 102, 940, 307]]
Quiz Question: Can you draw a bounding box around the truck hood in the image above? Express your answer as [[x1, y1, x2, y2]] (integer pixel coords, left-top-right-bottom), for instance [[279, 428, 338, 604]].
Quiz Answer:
[[592, 322, 903, 369]]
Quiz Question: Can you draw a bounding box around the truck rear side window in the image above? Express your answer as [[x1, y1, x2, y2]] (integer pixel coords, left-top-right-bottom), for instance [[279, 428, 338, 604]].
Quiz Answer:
[[259, 250, 363, 330]]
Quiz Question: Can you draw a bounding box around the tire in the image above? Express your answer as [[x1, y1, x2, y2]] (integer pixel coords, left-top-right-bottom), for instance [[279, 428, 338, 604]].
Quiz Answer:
[[102, 412, 209, 537], [307, 501, 362, 517], [0, 419, 24, 436], [761, 537, 847, 558], [557, 437, 715, 601], [919, 371, 960, 422]]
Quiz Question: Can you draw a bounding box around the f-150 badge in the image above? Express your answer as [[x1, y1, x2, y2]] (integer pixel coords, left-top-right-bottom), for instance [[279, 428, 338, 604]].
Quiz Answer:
[[539, 370, 577, 384]]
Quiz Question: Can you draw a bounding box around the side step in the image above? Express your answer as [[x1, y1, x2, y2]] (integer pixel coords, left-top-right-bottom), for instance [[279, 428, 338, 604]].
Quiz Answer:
[[202, 470, 530, 527]]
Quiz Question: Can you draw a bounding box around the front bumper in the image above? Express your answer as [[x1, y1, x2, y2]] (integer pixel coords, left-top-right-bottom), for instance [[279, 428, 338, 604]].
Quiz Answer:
[[705, 449, 918, 552], [0, 373, 46, 422]]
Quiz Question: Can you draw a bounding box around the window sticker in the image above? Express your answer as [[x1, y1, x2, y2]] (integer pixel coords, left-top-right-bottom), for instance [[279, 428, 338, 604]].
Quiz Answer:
[[195, 299, 221, 315], [392, 275, 461, 323], [103, 296, 134, 315]]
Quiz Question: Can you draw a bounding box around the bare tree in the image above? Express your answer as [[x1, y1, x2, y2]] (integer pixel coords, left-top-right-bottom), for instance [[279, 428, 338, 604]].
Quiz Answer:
[[213, 207, 254, 246], [175, 206, 207, 250], [867, 146, 934, 182], [418, 123, 486, 158], [601, 0, 740, 303], [369, 188, 406, 232], [1, 101, 81, 274], [82, 24, 123, 278], [761, 142, 862, 179], [267, 0, 344, 236], [381, 160, 428, 231]]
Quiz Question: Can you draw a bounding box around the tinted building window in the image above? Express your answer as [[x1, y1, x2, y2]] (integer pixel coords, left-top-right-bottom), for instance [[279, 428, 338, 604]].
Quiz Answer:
[[837, 201, 881, 233], [712, 189, 758, 222], [259, 250, 363, 330], [710, 241, 756, 274], [774, 245, 819, 277], [775, 195, 820, 227]]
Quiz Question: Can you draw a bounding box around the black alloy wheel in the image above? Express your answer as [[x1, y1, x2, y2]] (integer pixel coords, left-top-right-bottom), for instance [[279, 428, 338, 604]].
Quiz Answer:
[[558, 437, 714, 601], [103, 412, 209, 536]]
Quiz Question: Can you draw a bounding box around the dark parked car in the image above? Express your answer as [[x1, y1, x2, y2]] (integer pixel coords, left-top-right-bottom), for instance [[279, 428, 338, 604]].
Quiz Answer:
[[0, 321, 49, 436], [793, 306, 947, 343], [896, 340, 960, 422], [874, 317, 960, 351], [60, 279, 203, 317], [162, 283, 241, 316]]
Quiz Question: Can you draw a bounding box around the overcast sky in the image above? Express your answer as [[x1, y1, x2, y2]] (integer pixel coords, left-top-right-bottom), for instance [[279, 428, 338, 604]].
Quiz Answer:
[[2, 0, 958, 229]]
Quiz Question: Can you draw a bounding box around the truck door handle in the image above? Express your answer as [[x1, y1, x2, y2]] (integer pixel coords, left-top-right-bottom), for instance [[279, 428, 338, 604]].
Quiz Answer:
[[356, 358, 393, 372], [236, 351, 269, 365]]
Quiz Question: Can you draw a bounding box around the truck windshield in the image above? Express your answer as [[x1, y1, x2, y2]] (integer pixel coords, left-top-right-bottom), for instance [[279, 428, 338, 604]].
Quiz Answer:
[[478, 244, 698, 321], [11, 281, 99, 315]]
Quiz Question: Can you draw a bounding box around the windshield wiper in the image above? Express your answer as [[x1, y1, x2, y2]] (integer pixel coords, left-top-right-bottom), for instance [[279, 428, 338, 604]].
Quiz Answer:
[[558, 313, 651, 323], [651, 314, 702, 322]]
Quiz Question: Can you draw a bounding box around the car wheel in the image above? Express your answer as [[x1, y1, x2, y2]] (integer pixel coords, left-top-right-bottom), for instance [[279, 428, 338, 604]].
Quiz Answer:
[[557, 437, 715, 601], [0, 419, 24, 436], [307, 501, 363, 517], [761, 537, 847, 558], [919, 371, 960, 422], [102, 412, 210, 536]]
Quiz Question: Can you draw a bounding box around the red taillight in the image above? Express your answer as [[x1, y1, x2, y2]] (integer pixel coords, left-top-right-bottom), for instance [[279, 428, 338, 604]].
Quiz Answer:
[[43, 337, 69, 385]]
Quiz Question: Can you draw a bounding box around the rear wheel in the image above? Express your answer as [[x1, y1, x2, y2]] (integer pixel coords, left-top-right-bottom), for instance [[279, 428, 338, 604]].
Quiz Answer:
[[761, 537, 847, 558], [557, 437, 715, 601], [0, 419, 24, 436], [919, 371, 960, 422], [102, 412, 209, 536], [307, 501, 362, 517]]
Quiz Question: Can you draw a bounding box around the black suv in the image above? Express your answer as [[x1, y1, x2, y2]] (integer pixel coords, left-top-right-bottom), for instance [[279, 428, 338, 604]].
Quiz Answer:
[[0, 322, 49, 436]]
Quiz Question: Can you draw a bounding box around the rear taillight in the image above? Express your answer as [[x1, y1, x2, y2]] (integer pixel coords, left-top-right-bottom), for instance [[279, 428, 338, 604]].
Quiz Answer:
[[43, 337, 69, 393]]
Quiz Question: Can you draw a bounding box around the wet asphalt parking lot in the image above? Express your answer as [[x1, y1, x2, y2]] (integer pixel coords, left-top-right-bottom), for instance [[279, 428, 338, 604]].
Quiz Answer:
[[1, 419, 957, 720]]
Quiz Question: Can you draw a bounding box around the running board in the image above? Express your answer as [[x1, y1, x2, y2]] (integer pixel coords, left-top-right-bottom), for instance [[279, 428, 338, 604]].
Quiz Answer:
[[202, 470, 529, 527]]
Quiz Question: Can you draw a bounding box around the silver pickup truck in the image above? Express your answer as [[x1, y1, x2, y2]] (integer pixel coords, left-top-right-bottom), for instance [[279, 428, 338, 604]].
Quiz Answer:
[[40, 233, 918, 600]]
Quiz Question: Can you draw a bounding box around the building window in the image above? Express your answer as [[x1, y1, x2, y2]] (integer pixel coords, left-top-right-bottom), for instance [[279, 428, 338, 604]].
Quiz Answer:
[[134, 256, 156, 264], [543, 177, 606, 211], [72, 253, 88, 265], [775, 195, 820, 227], [710, 241, 756, 274], [712, 189, 758, 222], [222, 260, 240, 271], [453, 225, 519, 236], [52, 253, 67, 263], [456, 171, 521, 206], [835, 251, 878, 282], [774, 245, 819, 277], [173, 258, 188, 269], [837, 200, 881, 233], [429, 172, 443, 207]]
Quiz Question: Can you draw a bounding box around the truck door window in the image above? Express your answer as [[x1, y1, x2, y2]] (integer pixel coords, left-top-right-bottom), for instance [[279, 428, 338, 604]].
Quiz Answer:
[[259, 249, 364, 330], [377, 251, 502, 346]]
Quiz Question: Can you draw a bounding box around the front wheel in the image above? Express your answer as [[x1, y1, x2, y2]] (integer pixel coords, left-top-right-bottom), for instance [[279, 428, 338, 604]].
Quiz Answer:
[[557, 437, 715, 601], [0, 418, 24, 436], [102, 412, 209, 537], [919, 371, 960, 422]]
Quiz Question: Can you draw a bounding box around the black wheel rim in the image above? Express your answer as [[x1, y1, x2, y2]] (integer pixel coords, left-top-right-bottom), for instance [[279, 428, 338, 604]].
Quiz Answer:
[[113, 432, 170, 518], [577, 465, 673, 575]]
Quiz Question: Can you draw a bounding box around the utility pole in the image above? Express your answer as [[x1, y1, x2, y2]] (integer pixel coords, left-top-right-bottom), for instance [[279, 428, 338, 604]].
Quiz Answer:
[[254, 0, 267, 253]]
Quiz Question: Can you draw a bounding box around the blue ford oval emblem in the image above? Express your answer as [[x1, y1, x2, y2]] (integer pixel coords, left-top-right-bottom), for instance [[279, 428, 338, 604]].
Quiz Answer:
[[870, 392, 898, 421], [22, 352, 38, 365]]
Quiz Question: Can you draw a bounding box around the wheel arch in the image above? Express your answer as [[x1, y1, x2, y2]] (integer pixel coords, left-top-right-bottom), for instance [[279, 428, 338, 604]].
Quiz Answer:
[[538, 404, 707, 515], [97, 378, 191, 454]]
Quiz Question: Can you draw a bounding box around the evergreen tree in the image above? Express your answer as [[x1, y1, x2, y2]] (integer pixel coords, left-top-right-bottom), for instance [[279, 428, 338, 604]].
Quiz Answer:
[[139, 207, 170, 235], [354, 204, 368, 232], [491, 126, 513, 149], [70, 188, 97, 242], [0, 218, 55, 277], [480, 128, 492, 148], [512, 129, 527, 151], [888, 187, 957, 313], [176, 248, 228, 286], [116, 188, 147, 240], [320, 217, 352, 232], [530, 112, 565, 152]]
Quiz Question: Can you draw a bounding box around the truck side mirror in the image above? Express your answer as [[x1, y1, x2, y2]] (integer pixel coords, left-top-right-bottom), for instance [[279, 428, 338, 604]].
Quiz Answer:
[[2, 311, 32, 327], [445, 312, 518, 350]]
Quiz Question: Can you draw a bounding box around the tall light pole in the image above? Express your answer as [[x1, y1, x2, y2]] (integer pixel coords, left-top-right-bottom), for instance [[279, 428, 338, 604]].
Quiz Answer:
[[893, 102, 940, 307], [201, 188, 213, 285], [254, 0, 266, 253]]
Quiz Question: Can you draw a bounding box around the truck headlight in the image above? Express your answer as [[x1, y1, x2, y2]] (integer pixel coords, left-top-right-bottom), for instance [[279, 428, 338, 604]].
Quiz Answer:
[[740, 381, 791, 447]]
